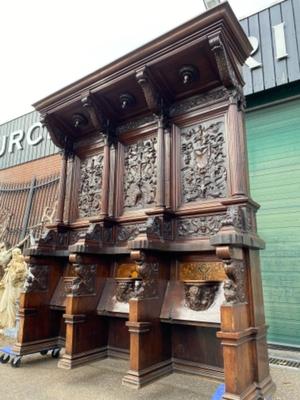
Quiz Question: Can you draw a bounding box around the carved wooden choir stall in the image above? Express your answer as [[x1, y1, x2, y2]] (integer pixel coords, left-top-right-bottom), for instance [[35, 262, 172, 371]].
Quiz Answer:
[[14, 3, 275, 399]]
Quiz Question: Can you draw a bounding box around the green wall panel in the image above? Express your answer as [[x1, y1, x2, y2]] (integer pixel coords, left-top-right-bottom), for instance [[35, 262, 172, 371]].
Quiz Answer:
[[246, 98, 300, 347]]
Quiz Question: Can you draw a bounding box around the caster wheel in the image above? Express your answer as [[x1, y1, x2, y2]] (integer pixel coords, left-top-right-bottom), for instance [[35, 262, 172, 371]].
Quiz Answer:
[[1, 354, 10, 364], [11, 357, 21, 368], [40, 350, 48, 356], [51, 348, 60, 359]]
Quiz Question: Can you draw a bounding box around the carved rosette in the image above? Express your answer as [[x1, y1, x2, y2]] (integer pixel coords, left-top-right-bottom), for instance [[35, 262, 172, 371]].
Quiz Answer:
[[223, 260, 247, 305], [78, 153, 104, 218], [123, 137, 157, 210], [181, 119, 227, 203], [66, 261, 97, 296], [24, 264, 49, 293]]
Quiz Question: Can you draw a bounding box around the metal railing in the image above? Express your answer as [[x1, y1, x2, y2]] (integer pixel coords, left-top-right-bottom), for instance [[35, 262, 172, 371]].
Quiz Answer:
[[0, 174, 60, 247]]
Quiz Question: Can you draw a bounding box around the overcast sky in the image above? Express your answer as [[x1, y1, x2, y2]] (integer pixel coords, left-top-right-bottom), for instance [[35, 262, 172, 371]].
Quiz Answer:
[[0, 0, 278, 124]]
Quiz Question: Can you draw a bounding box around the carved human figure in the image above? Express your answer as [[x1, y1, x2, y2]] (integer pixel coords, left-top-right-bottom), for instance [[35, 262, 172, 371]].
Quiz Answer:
[[0, 242, 11, 279], [0, 248, 28, 329]]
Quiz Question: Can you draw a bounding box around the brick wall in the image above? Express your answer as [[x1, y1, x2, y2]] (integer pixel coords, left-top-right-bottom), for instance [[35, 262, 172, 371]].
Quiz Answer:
[[0, 154, 61, 183]]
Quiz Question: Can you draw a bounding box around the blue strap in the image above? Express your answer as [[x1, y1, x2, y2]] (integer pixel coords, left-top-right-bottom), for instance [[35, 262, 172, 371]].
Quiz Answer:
[[211, 384, 225, 400]]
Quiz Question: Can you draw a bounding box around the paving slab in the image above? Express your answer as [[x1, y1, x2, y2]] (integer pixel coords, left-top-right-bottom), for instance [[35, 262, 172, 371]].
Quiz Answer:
[[1, 336, 300, 400]]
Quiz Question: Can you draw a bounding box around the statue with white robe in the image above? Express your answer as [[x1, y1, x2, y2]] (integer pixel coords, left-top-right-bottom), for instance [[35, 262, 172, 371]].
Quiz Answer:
[[0, 248, 28, 329]]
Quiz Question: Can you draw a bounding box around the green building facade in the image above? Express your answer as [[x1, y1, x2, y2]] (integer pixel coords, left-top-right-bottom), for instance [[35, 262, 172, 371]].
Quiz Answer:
[[246, 85, 300, 347]]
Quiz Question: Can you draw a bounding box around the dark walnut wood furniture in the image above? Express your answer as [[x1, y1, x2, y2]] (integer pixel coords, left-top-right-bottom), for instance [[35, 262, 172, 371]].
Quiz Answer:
[[14, 3, 275, 399]]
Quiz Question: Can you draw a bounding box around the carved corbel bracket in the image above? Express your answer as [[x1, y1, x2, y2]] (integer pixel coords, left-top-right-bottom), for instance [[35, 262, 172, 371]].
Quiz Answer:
[[67, 254, 97, 296], [209, 34, 246, 111], [209, 34, 236, 88], [136, 67, 165, 115], [27, 228, 69, 254], [129, 250, 159, 299], [24, 264, 49, 293], [210, 206, 264, 249], [40, 113, 74, 152], [128, 214, 173, 250], [81, 92, 106, 131], [69, 222, 114, 253], [216, 246, 247, 305]]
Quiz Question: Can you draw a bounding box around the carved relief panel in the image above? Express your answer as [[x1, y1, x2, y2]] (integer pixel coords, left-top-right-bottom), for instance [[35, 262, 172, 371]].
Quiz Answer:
[[78, 153, 104, 218], [180, 118, 227, 204], [123, 136, 157, 211]]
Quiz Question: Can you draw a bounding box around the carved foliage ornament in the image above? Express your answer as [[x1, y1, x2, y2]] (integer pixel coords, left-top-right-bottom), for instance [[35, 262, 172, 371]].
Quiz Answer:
[[169, 87, 228, 117], [78, 154, 104, 218], [115, 278, 142, 303], [223, 259, 247, 304], [131, 252, 159, 299], [24, 264, 49, 293], [123, 137, 157, 210], [181, 120, 227, 203], [67, 262, 97, 296], [177, 215, 224, 238], [184, 281, 220, 311], [116, 223, 144, 242]]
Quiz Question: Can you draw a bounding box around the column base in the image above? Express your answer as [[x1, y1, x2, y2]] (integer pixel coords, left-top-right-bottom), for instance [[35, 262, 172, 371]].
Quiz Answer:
[[12, 337, 63, 356], [58, 346, 107, 369], [122, 359, 172, 389]]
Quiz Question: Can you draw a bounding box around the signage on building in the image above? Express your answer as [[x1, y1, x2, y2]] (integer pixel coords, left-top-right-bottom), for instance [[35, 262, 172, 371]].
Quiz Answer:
[[240, 0, 300, 95], [0, 111, 58, 170], [0, 122, 47, 157], [245, 22, 288, 70]]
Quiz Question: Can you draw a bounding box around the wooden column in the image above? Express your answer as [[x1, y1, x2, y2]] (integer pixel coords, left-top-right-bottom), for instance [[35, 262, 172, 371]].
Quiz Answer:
[[55, 149, 68, 224], [155, 115, 165, 209], [164, 126, 171, 210], [13, 256, 63, 356], [100, 134, 110, 217], [226, 94, 249, 198], [215, 245, 275, 400], [122, 251, 172, 388], [58, 254, 108, 369], [108, 140, 117, 217]]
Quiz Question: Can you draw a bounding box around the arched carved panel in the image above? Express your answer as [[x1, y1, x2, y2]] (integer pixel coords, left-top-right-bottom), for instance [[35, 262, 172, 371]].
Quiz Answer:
[[78, 153, 104, 218], [123, 137, 157, 211], [180, 118, 227, 203]]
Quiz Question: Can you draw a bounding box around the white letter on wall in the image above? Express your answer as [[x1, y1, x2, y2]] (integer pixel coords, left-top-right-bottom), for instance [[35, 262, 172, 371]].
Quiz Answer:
[[8, 130, 25, 153], [245, 36, 262, 70], [273, 22, 288, 60], [27, 122, 44, 146], [0, 136, 7, 157]]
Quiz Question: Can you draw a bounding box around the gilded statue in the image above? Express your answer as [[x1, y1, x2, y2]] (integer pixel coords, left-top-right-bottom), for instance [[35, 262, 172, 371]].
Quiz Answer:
[[0, 248, 28, 330]]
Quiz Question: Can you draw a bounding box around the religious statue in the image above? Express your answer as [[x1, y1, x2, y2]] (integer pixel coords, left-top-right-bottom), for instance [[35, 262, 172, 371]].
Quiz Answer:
[[0, 242, 10, 277], [0, 248, 28, 329]]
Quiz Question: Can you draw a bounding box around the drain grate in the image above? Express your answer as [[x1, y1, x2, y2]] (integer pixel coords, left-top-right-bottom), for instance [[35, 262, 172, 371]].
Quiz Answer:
[[269, 357, 300, 369]]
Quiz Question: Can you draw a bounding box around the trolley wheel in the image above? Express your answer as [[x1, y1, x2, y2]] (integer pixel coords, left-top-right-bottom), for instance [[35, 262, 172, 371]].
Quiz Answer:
[[40, 350, 48, 356], [51, 348, 60, 359], [11, 356, 21, 368], [0, 354, 10, 364]]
